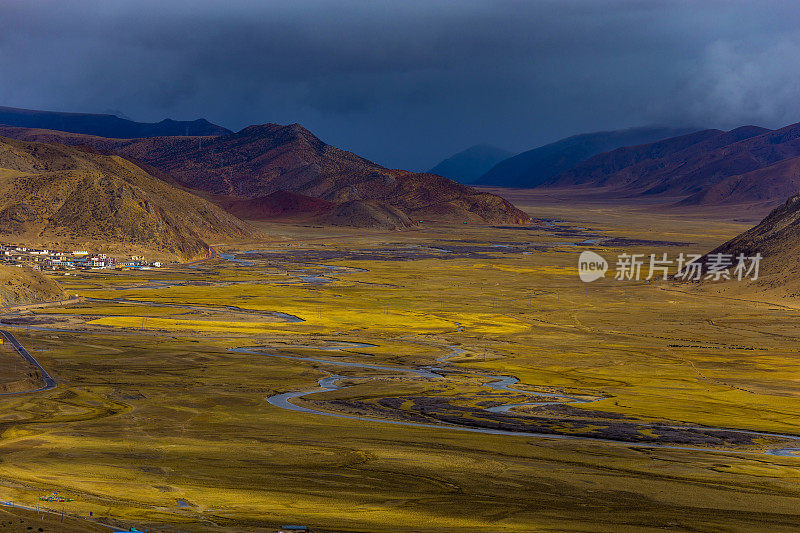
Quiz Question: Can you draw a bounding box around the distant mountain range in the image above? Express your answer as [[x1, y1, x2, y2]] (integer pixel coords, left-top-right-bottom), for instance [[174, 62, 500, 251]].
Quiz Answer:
[[428, 144, 513, 183], [7, 106, 800, 216], [545, 123, 800, 206], [0, 105, 230, 138], [456, 119, 800, 210], [0, 119, 530, 227], [477, 127, 696, 188], [9, 104, 800, 294]]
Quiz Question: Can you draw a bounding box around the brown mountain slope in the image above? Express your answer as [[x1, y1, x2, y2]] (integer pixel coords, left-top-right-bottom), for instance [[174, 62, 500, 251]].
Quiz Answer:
[[115, 123, 530, 224], [0, 125, 127, 152], [708, 193, 800, 275], [217, 190, 418, 229], [0, 264, 64, 307], [691, 193, 800, 299], [0, 124, 529, 225], [218, 190, 335, 220], [319, 200, 412, 230], [118, 124, 383, 198], [0, 136, 256, 260], [680, 156, 800, 207]]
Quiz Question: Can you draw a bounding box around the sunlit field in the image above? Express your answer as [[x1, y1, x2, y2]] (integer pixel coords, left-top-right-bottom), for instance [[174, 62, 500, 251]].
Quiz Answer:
[[3, 195, 800, 532]]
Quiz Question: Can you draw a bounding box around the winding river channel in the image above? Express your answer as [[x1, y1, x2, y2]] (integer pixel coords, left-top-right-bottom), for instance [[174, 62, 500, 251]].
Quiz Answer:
[[4, 243, 800, 459], [140, 248, 800, 458], [231, 344, 800, 457]]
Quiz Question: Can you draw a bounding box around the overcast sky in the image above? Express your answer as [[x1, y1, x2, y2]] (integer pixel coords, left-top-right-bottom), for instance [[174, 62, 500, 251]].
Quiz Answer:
[[1, 0, 799, 170]]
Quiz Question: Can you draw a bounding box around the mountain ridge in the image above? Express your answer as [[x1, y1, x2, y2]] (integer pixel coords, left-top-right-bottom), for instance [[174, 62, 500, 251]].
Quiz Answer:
[[0, 122, 530, 225], [477, 126, 698, 188], [543, 124, 800, 205], [0, 105, 230, 139]]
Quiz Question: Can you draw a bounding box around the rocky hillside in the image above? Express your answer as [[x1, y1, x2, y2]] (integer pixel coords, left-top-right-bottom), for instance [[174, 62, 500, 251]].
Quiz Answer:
[[705, 193, 800, 284], [679, 156, 800, 207], [115, 123, 530, 224], [319, 200, 412, 230], [0, 136, 256, 260], [218, 190, 335, 221], [680, 191, 800, 302], [0, 123, 530, 226], [0, 264, 64, 307]]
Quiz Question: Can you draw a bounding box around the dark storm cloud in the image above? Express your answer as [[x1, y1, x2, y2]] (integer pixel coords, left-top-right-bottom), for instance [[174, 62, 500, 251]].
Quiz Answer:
[[1, 0, 799, 169]]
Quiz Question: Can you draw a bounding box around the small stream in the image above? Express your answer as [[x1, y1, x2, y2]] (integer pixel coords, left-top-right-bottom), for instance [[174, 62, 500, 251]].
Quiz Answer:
[[235, 343, 800, 457]]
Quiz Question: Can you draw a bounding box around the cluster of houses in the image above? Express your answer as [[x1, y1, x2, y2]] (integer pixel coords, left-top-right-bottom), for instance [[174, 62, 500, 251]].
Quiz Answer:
[[0, 245, 163, 271]]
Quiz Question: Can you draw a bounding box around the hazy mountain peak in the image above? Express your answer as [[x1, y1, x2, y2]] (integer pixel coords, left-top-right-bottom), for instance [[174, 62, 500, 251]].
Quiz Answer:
[[429, 144, 513, 183], [477, 126, 698, 188]]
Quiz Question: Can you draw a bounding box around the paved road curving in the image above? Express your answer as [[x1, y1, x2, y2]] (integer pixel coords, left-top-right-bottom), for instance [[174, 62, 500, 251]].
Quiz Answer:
[[0, 329, 56, 394]]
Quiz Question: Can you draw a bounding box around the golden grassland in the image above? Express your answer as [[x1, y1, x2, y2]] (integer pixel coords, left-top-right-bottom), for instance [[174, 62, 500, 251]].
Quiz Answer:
[[1, 195, 800, 531]]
